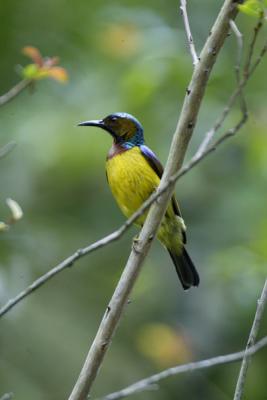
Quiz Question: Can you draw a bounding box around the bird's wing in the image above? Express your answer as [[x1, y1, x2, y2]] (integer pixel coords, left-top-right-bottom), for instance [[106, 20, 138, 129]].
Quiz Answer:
[[140, 145, 186, 243], [140, 145, 164, 178], [140, 145, 181, 214]]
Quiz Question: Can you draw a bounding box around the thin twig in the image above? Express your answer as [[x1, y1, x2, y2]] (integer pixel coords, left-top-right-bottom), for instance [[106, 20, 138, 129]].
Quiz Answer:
[[229, 20, 243, 76], [248, 40, 267, 77], [194, 18, 245, 159], [243, 14, 264, 78], [182, 104, 248, 176], [194, 34, 266, 161], [1, 35, 266, 321], [68, 2, 240, 399], [99, 335, 267, 400], [0, 142, 16, 160], [0, 79, 31, 107], [229, 20, 247, 116], [0, 219, 137, 318], [233, 279, 267, 400], [194, 82, 242, 159], [180, 0, 199, 66], [196, 20, 248, 156], [195, 16, 264, 159]]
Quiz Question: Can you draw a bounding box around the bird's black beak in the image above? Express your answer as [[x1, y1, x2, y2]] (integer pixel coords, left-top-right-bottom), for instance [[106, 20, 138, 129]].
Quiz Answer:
[[78, 119, 118, 140], [78, 119, 104, 128]]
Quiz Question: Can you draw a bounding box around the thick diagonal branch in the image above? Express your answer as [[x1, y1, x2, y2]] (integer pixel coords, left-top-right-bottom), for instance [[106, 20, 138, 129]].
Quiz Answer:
[[68, 2, 240, 399], [233, 279, 267, 400]]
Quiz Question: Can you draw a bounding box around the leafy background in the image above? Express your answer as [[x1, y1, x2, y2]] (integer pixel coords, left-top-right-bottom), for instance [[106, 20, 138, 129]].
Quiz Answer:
[[0, 0, 266, 399]]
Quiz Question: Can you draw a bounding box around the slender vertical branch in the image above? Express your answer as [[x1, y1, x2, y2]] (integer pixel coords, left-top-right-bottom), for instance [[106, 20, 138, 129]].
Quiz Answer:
[[194, 23, 266, 160], [68, 2, 240, 400], [233, 279, 267, 400], [195, 17, 249, 159], [180, 0, 199, 66], [229, 19, 247, 115], [229, 20, 243, 76], [243, 14, 264, 78]]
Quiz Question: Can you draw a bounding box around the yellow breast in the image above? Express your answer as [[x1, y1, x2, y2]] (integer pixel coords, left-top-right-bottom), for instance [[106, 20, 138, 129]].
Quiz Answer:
[[106, 147, 160, 224]]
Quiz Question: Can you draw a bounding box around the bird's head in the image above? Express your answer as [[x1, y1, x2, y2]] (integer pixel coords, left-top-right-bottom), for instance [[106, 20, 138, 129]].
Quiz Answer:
[[78, 112, 144, 148]]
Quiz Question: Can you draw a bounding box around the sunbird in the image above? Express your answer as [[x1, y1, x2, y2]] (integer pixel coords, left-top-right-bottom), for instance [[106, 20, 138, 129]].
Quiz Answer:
[[78, 112, 199, 290]]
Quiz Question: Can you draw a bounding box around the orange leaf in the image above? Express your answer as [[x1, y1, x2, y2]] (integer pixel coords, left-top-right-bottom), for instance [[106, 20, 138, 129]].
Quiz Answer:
[[47, 66, 68, 83], [22, 46, 43, 67]]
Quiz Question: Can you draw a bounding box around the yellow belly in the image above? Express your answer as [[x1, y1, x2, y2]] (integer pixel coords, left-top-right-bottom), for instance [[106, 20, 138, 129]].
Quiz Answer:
[[106, 146, 184, 252], [106, 147, 160, 225]]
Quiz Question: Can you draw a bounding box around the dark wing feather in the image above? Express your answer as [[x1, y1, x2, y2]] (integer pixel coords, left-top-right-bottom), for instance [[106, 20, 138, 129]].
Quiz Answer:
[[140, 145, 186, 244], [140, 145, 164, 178]]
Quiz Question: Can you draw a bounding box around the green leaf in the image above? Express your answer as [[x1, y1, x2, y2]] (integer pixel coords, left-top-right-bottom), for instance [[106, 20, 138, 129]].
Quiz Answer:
[[238, 0, 265, 17], [22, 63, 40, 79]]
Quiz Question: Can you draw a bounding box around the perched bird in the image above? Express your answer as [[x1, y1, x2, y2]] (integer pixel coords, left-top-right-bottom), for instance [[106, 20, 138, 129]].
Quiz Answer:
[[78, 112, 199, 290]]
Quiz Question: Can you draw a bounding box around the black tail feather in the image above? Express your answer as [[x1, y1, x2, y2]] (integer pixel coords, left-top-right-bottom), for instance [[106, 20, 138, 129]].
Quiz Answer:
[[168, 247, 199, 290]]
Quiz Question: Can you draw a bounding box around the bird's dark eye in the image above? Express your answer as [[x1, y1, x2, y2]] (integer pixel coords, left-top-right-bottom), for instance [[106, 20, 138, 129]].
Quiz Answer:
[[110, 116, 117, 122]]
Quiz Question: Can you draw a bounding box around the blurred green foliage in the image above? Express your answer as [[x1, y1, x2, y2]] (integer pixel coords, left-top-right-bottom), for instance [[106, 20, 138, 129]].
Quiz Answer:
[[0, 1, 266, 399], [239, 0, 267, 17]]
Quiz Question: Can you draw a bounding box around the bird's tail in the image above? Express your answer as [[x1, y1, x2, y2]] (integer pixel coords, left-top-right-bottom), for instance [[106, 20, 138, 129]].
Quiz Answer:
[[168, 246, 199, 290]]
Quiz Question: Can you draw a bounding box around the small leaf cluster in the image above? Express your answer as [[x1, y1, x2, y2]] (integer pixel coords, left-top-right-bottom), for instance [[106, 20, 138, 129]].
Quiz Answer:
[[21, 46, 68, 83]]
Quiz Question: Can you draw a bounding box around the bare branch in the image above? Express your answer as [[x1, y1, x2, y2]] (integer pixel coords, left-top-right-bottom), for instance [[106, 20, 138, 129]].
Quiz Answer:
[[0, 141, 16, 160], [0, 80, 31, 107], [195, 18, 247, 159], [68, 2, 240, 399], [194, 35, 266, 160], [243, 14, 264, 78], [233, 279, 267, 400], [180, 0, 199, 66], [248, 40, 267, 76], [98, 335, 267, 400], [229, 20, 243, 77], [0, 221, 135, 318], [179, 105, 248, 178], [229, 19, 247, 116], [194, 83, 242, 159]]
